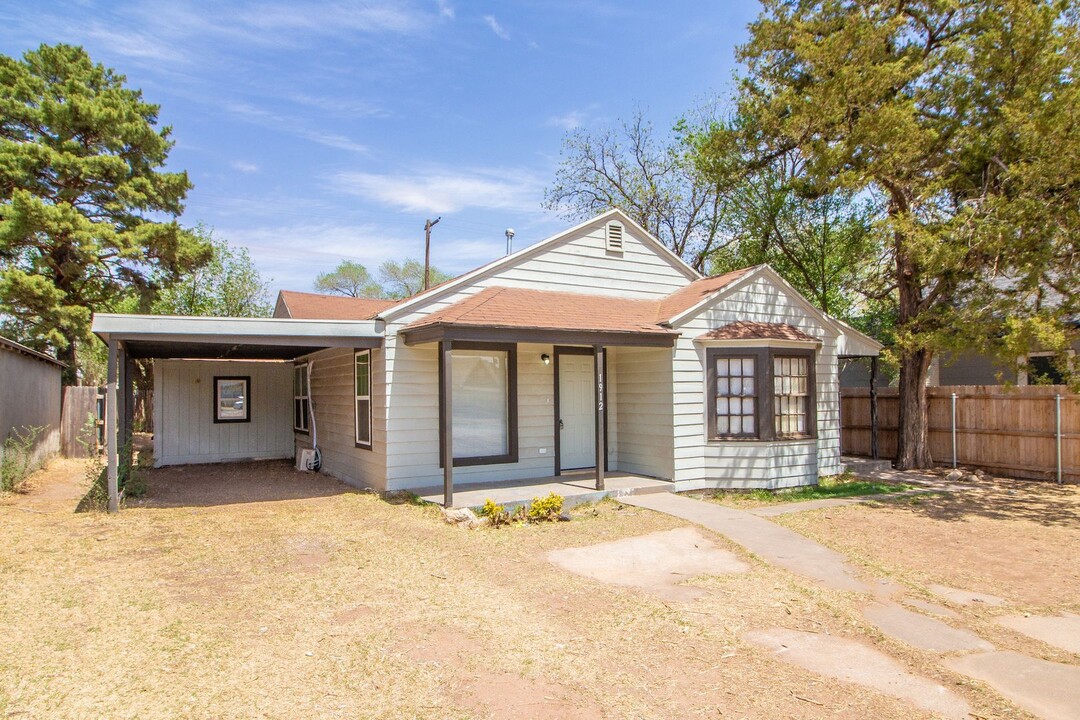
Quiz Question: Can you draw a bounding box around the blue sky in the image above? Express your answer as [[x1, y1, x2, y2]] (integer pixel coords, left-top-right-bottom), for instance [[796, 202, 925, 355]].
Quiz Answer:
[[3, 1, 758, 293]]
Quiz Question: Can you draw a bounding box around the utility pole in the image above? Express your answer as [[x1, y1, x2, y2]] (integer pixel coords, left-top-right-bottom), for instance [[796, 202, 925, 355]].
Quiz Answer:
[[423, 216, 441, 291]]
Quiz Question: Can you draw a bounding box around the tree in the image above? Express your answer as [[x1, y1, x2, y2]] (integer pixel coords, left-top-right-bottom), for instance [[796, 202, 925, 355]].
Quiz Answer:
[[378, 258, 451, 299], [700, 1, 1079, 468], [0, 44, 210, 383], [544, 110, 731, 271], [314, 260, 382, 298], [153, 226, 271, 317]]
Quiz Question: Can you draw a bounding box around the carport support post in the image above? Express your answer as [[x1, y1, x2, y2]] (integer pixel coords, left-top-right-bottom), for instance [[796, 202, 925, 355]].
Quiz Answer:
[[106, 339, 119, 513], [440, 340, 453, 508], [869, 356, 879, 460], [594, 345, 605, 491]]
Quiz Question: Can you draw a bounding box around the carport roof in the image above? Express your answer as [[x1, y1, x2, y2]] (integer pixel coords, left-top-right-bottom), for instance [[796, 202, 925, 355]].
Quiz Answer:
[[91, 313, 383, 360]]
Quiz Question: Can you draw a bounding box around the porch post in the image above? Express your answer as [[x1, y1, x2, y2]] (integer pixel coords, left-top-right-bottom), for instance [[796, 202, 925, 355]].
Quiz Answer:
[[440, 340, 454, 507], [869, 356, 879, 460], [594, 345, 605, 491], [106, 339, 119, 513]]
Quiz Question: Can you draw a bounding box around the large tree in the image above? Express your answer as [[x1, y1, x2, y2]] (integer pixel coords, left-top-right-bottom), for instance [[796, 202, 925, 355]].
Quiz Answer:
[[377, 258, 451, 299], [544, 110, 730, 271], [314, 260, 382, 298], [0, 44, 209, 383], [698, 0, 1079, 468]]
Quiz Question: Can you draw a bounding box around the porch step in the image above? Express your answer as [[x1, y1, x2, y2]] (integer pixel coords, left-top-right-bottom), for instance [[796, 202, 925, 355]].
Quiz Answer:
[[417, 472, 675, 511], [842, 456, 894, 475]]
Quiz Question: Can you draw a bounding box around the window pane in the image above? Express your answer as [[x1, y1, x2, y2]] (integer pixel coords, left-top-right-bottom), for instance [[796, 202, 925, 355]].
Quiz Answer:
[[355, 353, 370, 397], [773, 355, 809, 437], [452, 349, 508, 458], [717, 397, 729, 415], [217, 379, 247, 420], [742, 358, 754, 375], [713, 355, 758, 437], [718, 377, 729, 395], [356, 398, 371, 444], [717, 358, 729, 375]]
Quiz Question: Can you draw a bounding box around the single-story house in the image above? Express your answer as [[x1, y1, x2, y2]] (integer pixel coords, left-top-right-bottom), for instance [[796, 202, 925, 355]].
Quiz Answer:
[[0, 335, 64, 467], [91, 209, 881, 511]]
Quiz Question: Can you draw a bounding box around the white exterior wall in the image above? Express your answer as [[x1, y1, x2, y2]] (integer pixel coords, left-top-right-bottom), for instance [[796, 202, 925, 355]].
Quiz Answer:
[[153, 360, 293, 466], [671, 275, 842, 490], [613, 347, 674, 479], [294, 347, 387, 491]]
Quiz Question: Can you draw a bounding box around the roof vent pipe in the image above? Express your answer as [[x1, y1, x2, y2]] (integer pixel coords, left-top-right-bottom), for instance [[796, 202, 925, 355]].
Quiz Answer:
[[505, 228, 515, 256]]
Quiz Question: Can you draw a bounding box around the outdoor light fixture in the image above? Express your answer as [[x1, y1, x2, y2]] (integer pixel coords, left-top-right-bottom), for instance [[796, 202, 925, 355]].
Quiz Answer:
[[541, 353, 551, 365]]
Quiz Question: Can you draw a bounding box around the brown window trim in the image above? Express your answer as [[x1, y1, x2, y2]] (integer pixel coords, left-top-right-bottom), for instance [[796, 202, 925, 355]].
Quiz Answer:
[[439, 341, 518, 467], [293, 363, 310, 435], [213, 375, 251, 424], [354, 349, 373, 450], [705, 347, 816, 442]]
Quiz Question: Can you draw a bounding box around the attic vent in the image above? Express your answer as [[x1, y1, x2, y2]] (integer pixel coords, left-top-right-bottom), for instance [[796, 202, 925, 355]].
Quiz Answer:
[[605, 222, 624, 253]]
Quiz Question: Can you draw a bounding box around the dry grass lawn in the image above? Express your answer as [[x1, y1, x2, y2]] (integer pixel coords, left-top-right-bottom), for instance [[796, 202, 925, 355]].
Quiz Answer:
[[0, 459, 1059, 719]]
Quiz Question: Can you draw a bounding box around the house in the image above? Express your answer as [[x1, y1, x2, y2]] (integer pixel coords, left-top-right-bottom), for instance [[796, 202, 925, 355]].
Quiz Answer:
[[0, 335, 64, 468], [91, 210, 881, 511]]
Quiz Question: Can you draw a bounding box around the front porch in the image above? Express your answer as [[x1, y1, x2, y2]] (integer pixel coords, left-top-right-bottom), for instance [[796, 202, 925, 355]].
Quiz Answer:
[[417, 469, 673, 510]]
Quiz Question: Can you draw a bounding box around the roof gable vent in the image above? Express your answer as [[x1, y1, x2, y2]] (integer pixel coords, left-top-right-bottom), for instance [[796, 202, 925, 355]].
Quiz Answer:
[[605, 221, 624, 254]]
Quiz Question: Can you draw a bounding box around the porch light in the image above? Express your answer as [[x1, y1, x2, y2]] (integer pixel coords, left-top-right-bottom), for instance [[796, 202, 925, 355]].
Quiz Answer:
[[541, 353, 551, 365]]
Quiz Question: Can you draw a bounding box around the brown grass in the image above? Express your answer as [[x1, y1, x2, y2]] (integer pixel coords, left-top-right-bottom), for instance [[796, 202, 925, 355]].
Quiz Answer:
[[0, 459, 1041, 719]]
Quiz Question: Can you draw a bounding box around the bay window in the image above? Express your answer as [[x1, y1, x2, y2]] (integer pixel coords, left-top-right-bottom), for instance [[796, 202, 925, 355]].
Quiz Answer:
[[708, 348, 815, 441]]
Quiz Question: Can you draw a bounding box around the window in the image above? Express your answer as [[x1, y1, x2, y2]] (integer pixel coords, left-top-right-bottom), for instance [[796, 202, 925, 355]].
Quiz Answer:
[[355, 350, 371, 448], [440, 342, 518, 466], [214, 376, 250, 423], [293, 364, 309, 433], [707, 349, 815, 441]]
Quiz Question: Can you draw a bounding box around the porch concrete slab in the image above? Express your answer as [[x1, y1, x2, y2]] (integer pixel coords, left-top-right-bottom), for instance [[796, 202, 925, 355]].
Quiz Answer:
[[547, 527, 749, 602], [619, 493, 868, 593], [863, 602, 994, 653], [418, 471, 673, 510], [945, 651, 1080, 720], [996, 614, 1080, 655], [745, 628, 971, 720], [928, 584, 1007, 607]]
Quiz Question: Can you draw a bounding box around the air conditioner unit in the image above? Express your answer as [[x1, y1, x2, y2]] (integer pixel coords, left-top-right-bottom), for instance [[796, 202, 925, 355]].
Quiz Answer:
[[296, 448, 318, 472]]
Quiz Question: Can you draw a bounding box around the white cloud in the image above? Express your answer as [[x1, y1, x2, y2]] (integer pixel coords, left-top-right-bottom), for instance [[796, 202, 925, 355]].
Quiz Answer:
[[329, 166, 546, 214], [230, 160, 259, 173], [482, 14, 510, 40], [546, 110, 587, 131], [224, 102, 368, 154], [436, 0, 455, 20]]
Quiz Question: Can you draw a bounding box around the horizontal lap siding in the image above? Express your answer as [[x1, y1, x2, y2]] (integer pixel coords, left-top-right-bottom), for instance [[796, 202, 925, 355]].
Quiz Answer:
[[613, 347, 674, 479], [671, 277, 840, 489], [294, 348, 387, 490], [153, 360, 293, 466]]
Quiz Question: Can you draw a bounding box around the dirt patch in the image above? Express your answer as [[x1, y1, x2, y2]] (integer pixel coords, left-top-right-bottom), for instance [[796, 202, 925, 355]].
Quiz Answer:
[[456, 672, 600, 720], [332, 605, 374, 625], [133, 459, 353, 507]]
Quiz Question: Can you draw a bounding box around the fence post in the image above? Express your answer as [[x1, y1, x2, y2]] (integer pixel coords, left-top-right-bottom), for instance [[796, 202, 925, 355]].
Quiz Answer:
[[951, 392, 958, 469], [1057, 394, 1064, 485]]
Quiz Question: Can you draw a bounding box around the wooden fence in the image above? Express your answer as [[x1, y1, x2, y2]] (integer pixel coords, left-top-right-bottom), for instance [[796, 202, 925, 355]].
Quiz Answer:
[[60, 386, 105, 458], [841, 385, 1078, 484]]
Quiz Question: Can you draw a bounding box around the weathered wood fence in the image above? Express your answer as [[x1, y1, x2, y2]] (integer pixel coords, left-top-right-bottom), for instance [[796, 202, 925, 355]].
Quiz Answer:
[[60, 386, 105, 458], [841, 385, 1078, 484]]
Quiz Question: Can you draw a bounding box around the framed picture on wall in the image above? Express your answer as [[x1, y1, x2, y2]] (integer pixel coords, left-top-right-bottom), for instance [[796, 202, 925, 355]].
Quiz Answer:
[[214, 376, 250, 423]]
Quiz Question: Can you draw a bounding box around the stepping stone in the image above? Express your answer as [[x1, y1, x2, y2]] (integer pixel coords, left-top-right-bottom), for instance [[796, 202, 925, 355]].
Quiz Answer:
[[745, 628, 970, 719], [928, 584, 1006, 606], [903, 598, 960, 620], [946, 651, 1080, 720], [863, 602, 993, 653], [548, 527, 749, 602], [996, 614, 1080, 655]]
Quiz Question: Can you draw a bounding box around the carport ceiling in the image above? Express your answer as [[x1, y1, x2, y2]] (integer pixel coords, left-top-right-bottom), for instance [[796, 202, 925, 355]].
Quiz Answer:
[[122, 340, 329, 360]]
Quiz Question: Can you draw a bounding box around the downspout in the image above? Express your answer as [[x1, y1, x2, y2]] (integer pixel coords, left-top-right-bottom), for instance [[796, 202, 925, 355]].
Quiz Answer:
[[307, 360, 322, 471]]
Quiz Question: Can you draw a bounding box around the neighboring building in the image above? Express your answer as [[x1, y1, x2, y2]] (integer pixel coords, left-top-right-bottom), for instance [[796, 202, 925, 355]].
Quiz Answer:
[[0, 335, 64, 467], [92, 210, 881, 508]]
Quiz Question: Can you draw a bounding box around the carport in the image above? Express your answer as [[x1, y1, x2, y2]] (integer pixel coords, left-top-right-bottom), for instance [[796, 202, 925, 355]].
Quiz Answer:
[[91, 313, 384, 512]]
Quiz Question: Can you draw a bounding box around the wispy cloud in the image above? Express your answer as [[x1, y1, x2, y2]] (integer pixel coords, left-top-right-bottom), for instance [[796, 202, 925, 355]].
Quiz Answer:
[[482, 14, 510, 41], [225, 102, 368, 154], [329, 166, 546, 214], [230, 160, 259, 173], [436, 0, 455, 20], [547, 110, 587, 131]]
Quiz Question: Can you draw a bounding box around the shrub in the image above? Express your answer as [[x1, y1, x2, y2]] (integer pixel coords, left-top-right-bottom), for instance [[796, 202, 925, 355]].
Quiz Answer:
[[527, 492, 564, 522], [478, 498, 510, 527], [0, 425, 45, 493]]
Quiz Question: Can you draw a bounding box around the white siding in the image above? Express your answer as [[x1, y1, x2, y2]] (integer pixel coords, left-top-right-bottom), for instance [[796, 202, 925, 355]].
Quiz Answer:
[[612, 346, 674, 479], [294, 348, 387, 491], [671, 276, 842, 489], [153, 360, 293, 466]]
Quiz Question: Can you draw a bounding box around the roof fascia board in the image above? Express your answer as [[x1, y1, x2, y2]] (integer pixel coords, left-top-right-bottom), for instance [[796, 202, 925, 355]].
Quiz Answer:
[[380, 209, 702, 323], [694, 338, 822, 349], [400, 324, 678, 348], [0, 336, 67, 368], [91, 313, 384, 345]]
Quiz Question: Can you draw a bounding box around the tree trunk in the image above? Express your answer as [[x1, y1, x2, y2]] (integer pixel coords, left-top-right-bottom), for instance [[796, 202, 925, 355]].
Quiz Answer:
[[57, 339, 78, 386], [895, 348, 934, 469]]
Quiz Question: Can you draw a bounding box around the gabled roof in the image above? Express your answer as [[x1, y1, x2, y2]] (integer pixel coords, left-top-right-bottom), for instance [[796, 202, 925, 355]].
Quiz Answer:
[[379, 209, 703, 323], [402, 286, 671, 336], [0, 335, 66, 368], [657, 267, 758, 325], [275, 290, 398, 320], [696, 322, 819, 343]]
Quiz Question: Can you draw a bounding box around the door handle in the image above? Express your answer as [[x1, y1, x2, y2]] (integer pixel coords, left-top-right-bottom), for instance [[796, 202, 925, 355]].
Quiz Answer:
[[559, 419, 564, 430]]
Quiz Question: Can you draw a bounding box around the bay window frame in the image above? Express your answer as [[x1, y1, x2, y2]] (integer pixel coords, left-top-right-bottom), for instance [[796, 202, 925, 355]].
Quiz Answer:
[[706, 346, 817, 442]]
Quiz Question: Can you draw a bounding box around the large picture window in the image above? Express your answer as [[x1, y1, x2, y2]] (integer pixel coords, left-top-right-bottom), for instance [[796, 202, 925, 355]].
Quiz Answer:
[[440, 342, 518, 466], [355, 350, 371, 448], [293, 364, 309, 433], [707, 348, 815, 441]]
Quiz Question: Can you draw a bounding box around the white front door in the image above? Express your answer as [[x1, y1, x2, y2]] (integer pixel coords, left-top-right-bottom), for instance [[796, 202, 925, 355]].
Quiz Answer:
[[558, 353, 596, 470]]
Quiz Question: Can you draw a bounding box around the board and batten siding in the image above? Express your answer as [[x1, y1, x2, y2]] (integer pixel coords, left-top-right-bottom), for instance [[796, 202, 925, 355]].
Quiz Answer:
[[153, 360, 293, 466], [671, 275, 841, 490], [293, 347, 387, 490]]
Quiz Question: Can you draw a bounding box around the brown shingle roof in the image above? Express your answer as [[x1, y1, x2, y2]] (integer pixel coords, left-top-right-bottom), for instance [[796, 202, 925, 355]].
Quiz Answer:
[[276, 290, 398, 320], [657, 267, 756, 323], [696, 321, 818, 343], [401, 286, 675, 336]]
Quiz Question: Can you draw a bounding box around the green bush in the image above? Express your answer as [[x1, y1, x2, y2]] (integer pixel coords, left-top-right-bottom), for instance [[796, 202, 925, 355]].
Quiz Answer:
[[0, 425, 45, 493], [478, 498, 510, 527], [527, 492, 564, 522]]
